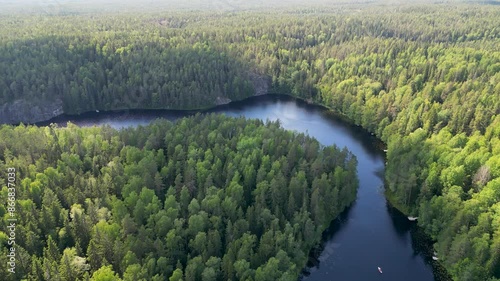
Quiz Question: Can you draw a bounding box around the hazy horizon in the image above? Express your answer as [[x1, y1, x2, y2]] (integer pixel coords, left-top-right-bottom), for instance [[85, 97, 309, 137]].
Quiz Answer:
[[1, 0, 496, 15]]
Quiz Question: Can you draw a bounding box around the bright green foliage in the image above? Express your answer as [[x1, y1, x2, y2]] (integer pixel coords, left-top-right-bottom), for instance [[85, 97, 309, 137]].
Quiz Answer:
[[90, 265, 122, 281], [0, 114, 357, 280]]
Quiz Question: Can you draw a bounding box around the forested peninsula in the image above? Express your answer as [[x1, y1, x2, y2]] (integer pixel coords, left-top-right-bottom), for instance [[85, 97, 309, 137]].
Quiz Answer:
[[0, 2, 499, 281], [0, 114, 358, 280]]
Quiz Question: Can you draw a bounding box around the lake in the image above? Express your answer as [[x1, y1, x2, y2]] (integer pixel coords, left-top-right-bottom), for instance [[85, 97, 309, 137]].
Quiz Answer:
[[39, 94, 438, 281]]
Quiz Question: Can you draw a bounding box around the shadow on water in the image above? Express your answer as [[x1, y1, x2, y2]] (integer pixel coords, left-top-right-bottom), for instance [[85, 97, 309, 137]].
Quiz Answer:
[[301, 203, 355, 277], [386, 202, 453, 281], [320, 109, 386, 153], [386, 202, 412, 239], [35, 108, 199, 127]]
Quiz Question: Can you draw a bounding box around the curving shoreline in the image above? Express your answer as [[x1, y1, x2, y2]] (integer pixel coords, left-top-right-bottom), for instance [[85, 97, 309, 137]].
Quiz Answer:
[[40, 93, 440, 280], [4, 93, 448, 280]]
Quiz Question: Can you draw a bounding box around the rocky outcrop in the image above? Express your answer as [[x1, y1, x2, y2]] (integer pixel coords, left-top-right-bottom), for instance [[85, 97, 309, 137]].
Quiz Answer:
[[0, 73, 270, 125], [214, 72, 270, 106], [249, 72, 270, 96], [215, 96, 232, 105], [0, 99, 64, 124]]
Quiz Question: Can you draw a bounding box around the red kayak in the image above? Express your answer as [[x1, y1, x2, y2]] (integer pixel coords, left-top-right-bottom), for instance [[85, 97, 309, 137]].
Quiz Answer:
[[378, 267, 383, 273]]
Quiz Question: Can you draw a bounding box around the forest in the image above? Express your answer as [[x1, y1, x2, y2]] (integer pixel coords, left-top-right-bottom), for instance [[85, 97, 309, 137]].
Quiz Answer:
[[0, 1, 499, 280], [0, 114, 358, 280]]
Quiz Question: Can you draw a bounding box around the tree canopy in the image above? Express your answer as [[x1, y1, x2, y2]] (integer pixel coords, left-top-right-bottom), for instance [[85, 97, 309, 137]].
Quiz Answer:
[[0, 114, 358, 280]]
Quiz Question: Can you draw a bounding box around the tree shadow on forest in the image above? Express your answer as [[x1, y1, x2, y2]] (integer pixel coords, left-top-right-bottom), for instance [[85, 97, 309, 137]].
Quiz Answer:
[[1, 34, 258, 124]]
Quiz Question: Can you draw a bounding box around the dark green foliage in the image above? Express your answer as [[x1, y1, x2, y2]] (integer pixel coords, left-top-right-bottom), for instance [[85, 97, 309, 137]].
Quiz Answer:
[[0, 27, 254, 114], [0, 114, 357, 280]]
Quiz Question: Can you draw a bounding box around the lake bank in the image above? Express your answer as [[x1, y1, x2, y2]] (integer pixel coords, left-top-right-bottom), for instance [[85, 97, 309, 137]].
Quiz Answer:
[[31, 94, 440, 281]]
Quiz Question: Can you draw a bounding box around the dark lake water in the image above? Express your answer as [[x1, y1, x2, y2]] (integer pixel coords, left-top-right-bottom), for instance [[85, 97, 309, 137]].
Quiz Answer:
[[40, 94, 438, 281]]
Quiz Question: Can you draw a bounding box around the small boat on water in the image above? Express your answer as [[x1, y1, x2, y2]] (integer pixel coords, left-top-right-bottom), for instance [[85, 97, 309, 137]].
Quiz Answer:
[[378, 267, 383, 273], [408, 216, 418, 221]]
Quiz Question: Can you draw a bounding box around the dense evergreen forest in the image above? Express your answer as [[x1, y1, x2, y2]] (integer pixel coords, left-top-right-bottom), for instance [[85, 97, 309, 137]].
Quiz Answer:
[[0, 2, 499, 280], [0, 114, 358, 280]]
